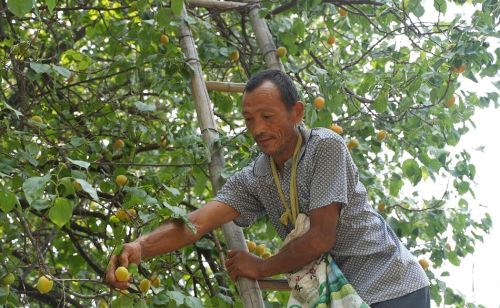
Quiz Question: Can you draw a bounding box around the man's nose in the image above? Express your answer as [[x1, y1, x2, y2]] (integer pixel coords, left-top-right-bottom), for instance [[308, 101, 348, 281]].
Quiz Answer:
[[250, 118, 266, 137]]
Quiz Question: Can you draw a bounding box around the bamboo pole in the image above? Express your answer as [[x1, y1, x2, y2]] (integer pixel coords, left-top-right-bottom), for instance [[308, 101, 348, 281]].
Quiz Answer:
[[244, 0, 294, 293], [187, 0, 249, 10], [257, 278, 290, 291], [243, 1, 284, 71], [178, 7, 265, 308], [206, 81, 246, 93]]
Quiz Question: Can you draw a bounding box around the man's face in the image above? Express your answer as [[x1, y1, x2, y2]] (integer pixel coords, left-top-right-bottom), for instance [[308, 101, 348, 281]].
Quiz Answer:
[[242, 81, 303, 161]]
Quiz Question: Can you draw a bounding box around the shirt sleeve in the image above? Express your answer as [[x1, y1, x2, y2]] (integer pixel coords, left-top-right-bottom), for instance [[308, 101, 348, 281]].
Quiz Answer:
[[309, 135, 352, 211], [214, 166, 266, 227]]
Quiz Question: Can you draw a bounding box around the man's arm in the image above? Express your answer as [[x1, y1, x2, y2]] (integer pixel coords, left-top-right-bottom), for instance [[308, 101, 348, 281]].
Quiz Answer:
[[225, 203, 341, 281], [106, 200, 239, 289]]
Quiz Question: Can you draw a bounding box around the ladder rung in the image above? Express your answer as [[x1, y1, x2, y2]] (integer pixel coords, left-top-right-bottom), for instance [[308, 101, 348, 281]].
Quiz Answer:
[[187, 0, 248, 10], [257, 278, 290, 291], [205, 81, 246, 93]]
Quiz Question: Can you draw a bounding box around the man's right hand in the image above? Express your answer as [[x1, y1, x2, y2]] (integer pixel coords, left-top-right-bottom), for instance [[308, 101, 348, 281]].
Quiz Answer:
[[105, 242, 142, 289]]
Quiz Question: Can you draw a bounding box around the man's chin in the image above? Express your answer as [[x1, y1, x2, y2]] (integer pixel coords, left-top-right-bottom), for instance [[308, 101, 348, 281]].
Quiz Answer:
[[256, 144, 274, 155]]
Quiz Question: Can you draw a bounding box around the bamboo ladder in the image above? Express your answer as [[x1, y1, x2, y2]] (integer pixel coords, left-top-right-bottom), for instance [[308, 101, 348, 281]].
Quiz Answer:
[[177, 1, 289, 306]]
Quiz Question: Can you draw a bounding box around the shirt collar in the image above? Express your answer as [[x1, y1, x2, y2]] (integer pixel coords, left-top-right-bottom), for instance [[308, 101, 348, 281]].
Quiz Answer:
[[253, 124, 312, 177]]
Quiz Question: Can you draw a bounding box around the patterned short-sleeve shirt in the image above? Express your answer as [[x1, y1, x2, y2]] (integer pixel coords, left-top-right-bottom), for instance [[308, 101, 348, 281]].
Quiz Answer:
[[215, 126, 429, 305]]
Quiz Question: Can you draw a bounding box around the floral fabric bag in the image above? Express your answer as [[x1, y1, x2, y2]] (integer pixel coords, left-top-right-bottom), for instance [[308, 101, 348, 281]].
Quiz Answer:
[[281, 214, 370, 308]]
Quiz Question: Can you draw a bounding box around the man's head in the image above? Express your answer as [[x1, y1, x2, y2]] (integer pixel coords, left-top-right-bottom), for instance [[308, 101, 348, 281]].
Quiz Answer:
[[242, 70, 304, 165], [244, 70, 300, 110]]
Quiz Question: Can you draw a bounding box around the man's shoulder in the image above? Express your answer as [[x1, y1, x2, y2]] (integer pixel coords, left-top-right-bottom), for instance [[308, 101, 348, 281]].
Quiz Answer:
[[308, 127, 345, 147]]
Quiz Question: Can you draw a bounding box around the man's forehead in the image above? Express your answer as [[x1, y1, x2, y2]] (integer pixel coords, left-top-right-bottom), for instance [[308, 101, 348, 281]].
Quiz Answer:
[[243, 81, 280, 102]]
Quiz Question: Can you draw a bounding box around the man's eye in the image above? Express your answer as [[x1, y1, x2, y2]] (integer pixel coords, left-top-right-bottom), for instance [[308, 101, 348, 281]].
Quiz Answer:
[[263, 115, 273, 119]]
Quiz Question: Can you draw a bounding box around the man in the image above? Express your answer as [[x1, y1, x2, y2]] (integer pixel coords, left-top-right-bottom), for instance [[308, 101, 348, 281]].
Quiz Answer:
[[106, 70, 430, 307]]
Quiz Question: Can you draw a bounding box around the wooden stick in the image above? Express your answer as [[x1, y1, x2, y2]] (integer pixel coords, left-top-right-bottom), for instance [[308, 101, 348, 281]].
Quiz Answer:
[[257, 278, 291, 291], [178, 7, 265, 307], [206, 81, 246, 92], [187, 0, 248, 10], [243, 0, 284, 71]]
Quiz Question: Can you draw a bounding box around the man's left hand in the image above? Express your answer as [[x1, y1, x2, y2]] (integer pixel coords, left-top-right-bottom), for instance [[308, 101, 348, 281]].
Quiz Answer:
[[225, 250, 264, 281]]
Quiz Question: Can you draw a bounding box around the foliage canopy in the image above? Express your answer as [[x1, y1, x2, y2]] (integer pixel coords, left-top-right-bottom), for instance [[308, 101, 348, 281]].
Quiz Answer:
[[0, 0, 498, 307]]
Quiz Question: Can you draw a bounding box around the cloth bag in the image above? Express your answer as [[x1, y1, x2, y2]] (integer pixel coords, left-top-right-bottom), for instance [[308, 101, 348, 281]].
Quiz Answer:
[[280, 213, 370, 308]]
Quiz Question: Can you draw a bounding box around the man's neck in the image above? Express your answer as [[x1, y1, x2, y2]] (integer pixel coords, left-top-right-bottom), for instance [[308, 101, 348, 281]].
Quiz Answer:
[[271, 131, 300, 172]]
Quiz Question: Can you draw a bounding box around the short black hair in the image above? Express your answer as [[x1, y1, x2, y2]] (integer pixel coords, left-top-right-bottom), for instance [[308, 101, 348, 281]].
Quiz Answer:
[[244, 70, 300, 109]]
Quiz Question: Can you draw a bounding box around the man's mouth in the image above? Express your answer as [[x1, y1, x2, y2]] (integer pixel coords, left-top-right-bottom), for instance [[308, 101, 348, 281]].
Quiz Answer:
[[256, 137, 273, 144]]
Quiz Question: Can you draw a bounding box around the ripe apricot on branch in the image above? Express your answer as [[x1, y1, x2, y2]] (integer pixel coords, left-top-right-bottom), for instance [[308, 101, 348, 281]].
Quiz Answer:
[[229, 50, 239, 62], [115, 266, 130, 282], [31, 115, 43, 123], [314, 96, 325, 109], [261, 252, 272, 259], [112, 139, 125, 150], [327, 35, 335, 45], [36, 275, 53, 294], [127, 208, 137, 218], [451, 64, 465, 74], [347, 138, 359, 151], [339, 8, 348, 17], [116, 209, 130, 221], [446, 96, 456, 108], [277, 46, 287, 58], [116, 175, 128, 187], [418, 258, 430, 270], [160, 34, 169, 45], [98, 300, 108, 308], [255, 244, 266, 256], [376, 130, 387, 141], [377, 203, 385, 213], [139, 278, 151, 293], [73, 181, 83, 191], [330, 124, 343, 134], [150, 276, 161, 288], [247, 240, 256, 253]]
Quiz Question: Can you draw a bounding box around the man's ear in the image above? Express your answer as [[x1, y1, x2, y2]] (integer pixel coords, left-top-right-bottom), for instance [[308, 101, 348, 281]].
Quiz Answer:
[[293, 101, 305, 123]]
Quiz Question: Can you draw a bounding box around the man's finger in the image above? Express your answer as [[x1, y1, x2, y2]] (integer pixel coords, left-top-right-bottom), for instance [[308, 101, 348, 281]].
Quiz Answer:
[[113, 281, 130, 290], [105, 255, 118, 283], [118, 248, 130, 268], [225, 257, 233, 268]]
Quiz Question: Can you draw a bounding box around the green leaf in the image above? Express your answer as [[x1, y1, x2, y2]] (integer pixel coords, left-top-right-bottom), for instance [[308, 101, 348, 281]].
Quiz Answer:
[[447, 251, 461, 266], [7, 0, 33, 17], [59, 177, 75, 196], [30, 62, 51, 74], [68, 158, 90, 170], [46, 0, 57, 13], [0, 285, 9, 297], [402, 159, 422, 185], [171, 0, 183, 16], [433, 0, 447, 14], [374, 89, 388, 113], [2, 102, 23, 118], [23, 175, 51, 205], [389, 174, 403, 196], [113, 244, 124, 256], [52, 65, 71, 77], [167, 291, 186, 305], [156, 8, 173, 27], [75, 178, 99, 201], [135, 101, 156, 112], [0, 190, 18, 213], [185, 296, 203, 308], [128, 263, 138, 275], [49, 197, 73, 228], [162, 202, 187, 218]]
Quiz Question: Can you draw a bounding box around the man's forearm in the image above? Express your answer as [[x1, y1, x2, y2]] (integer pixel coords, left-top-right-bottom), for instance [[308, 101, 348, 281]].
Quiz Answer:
[[135, 218, 201, 259], [259, 230, 333, 278]]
